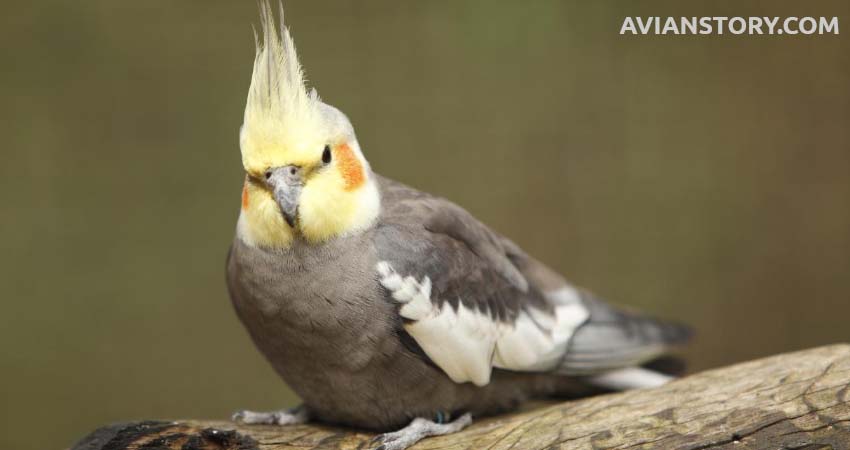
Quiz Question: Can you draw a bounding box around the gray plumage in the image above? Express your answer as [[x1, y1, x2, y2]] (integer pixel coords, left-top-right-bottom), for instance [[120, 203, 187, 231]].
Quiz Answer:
[[226, 175, 690, 431], [229, 5, 690, 447]]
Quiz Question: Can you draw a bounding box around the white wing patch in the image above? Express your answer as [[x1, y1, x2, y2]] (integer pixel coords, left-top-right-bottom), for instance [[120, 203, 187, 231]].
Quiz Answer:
[[375, 261, 433, 320], [376, 262, 589, 386]]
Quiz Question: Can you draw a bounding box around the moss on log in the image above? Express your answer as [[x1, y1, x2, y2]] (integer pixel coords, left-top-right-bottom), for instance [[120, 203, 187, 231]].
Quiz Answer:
[[71, 344, 850, 450]]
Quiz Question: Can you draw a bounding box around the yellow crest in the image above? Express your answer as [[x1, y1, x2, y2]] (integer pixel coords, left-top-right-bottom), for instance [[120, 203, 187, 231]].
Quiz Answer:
[[241, 1, 324, 176]]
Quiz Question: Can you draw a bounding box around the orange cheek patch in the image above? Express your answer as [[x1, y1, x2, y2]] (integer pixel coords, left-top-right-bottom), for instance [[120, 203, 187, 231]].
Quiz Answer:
[[241, 182, 250, 209], [336, 143, 365, 191]]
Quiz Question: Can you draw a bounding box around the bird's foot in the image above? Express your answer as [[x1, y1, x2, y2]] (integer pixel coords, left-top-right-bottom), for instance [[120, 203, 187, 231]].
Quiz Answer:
[[231, 404, 309, 425], [370, 413, 472, 450]]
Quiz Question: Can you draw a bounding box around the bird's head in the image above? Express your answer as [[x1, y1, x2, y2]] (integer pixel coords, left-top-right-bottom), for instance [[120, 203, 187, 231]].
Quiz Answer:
[[237, 2, 380, 248]]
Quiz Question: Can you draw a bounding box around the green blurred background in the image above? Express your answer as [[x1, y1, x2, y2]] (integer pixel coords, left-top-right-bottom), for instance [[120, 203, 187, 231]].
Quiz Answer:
[[1, 1, 848, 449]]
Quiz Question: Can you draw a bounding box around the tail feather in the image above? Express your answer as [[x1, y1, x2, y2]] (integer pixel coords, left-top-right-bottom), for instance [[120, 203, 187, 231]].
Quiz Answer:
[[586, 367, 673, 390], [558, 292, 692, 376]]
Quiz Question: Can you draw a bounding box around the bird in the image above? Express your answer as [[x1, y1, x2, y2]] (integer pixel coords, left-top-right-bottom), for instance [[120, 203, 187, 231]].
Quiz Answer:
[[227, 3, 691, 449]]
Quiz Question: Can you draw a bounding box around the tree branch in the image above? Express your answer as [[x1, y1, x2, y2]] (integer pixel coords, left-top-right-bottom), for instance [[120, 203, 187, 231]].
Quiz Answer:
[[71, 344, 850, 450]]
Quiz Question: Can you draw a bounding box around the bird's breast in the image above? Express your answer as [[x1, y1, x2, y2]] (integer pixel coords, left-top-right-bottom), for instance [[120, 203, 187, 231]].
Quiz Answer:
[[227, 235, 394, 369]]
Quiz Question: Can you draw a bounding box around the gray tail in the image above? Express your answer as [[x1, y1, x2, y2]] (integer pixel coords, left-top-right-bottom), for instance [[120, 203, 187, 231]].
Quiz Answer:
[[558, 292, 693, 377]]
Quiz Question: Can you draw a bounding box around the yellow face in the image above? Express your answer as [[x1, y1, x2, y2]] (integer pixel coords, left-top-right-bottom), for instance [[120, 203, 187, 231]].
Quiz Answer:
[[237, 2, 379, 248], [237, 136, 379, 248]]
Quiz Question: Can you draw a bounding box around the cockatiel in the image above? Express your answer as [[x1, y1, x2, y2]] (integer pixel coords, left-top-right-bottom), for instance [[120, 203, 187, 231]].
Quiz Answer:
[[227, 3, 691, 450]]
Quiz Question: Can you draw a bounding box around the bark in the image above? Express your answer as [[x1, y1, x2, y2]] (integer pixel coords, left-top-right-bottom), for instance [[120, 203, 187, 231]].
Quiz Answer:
[[71, 344, 850, 450]]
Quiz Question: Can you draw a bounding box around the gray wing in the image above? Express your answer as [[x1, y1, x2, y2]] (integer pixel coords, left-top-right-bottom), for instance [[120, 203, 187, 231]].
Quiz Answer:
[[373, 175, 690, 385], [504, 235, 692, 375]]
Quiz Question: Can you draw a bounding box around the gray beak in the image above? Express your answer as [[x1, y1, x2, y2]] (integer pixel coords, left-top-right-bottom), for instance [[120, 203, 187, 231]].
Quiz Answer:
[[264, 165, 303, 228]]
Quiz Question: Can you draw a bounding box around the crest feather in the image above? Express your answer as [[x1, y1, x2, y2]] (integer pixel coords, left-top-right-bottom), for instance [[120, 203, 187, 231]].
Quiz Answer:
[[242, 1, 322, 171]]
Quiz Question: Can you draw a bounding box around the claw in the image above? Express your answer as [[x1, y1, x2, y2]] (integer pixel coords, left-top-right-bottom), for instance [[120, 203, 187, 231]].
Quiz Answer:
[[366, 413, 472, 450]]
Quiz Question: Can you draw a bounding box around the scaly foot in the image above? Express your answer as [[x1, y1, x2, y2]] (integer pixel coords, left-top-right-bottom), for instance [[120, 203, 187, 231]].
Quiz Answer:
[[371, 413, 472, 450]]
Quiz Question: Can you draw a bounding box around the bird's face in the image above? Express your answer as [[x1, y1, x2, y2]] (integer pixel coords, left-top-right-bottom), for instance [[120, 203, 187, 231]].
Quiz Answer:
[[238, 110, 380, 248], [235, 3, 380, 249]]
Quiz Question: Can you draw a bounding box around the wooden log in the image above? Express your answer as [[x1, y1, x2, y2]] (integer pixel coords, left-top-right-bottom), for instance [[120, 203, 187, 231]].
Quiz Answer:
[[71, 344, 850, 450]]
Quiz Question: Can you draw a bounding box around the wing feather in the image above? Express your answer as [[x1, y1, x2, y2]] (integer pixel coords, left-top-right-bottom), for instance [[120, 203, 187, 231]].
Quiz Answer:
[[375, 177, 588, 385], [374, 176, 690, 386]]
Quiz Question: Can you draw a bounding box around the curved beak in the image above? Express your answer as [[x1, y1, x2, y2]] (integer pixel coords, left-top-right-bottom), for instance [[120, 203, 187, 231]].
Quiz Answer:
[[264, 165, 303, 228]]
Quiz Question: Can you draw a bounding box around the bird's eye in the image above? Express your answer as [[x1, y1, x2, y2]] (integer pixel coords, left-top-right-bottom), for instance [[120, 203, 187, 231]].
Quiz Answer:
[[322, 145, 332, 164]]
